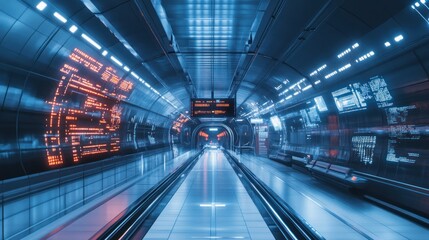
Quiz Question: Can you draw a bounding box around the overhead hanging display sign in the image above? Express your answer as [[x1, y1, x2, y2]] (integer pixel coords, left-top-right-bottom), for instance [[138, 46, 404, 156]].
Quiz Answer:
[[191, 98, 236, 117]]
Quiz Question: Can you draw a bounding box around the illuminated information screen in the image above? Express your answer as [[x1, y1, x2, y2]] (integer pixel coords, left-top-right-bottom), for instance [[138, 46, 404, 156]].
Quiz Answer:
[[45, 48, 133, 166], [191, 98, 236, 117]]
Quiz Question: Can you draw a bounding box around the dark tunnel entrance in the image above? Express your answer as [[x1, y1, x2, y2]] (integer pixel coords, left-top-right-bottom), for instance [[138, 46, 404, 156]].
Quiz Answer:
[[191, 124, 234, 150]]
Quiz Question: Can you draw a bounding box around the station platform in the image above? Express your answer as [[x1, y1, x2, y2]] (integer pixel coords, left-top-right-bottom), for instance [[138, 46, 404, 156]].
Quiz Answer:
[[23, 151, 198, 240], [24, 150, 428, 240], [232, 152, 429, 240], [144, 149, 274, 239]]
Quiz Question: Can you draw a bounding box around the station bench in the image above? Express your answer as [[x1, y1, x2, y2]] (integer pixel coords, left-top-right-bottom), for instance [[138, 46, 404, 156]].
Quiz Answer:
[[291, 155, 309, 168], [306, 160, 367, 189], [235, 146, 255, 155], [268, 150, 292, 165]]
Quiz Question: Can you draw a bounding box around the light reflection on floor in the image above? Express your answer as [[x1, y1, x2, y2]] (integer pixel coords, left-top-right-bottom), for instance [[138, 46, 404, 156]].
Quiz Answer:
[[145, 150, 274, 240]]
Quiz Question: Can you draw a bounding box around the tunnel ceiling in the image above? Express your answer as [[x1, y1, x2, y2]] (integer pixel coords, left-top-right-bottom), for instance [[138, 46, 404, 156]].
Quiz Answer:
[[20, 0, 413, 119]]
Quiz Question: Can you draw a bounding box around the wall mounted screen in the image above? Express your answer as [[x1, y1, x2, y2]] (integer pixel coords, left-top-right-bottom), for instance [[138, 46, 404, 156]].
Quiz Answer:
[[191, 98, 236, 117], [270, 115, 282, 131], [314, 96, 328, 112], [45, 48, 133, 166], [332, 84, 367, 113], [300, 106, 320, 128]]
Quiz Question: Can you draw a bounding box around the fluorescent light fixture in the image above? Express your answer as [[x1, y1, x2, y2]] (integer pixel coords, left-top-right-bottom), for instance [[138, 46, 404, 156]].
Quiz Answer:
[[102, 50, 108, 56], [81, 34, 101, 50], [421, 0, 426, 3], [286, 95, 293, 100], [278, 88, 289, 96], [200, 203, 226, 207], [123, 66, 130, 72], [53, 12, 67, 23], [236, 119, 244, 122], [309, 70, 318, 76], [337, 48, 351, 58], [325, 70, 338, 79], [279, 99, 285, 103], [152, 88, 160, 95], [36, 1, 47, 11], [293, 91, 300, 96], [314, 80, 321, 85], [394, 34, 404, 42], [209, 128, 218, 132], [384, 41, 391, 47], [131, 72, 140, 79], [110, 56, 123, 66], [250, 118, 263, 124], [69, 25, 78, 33], [352, 43, 359, 49], [302, 85, 312, 91], [356, 51, 375, 62], [317, 64, 327, 72], [338, 63, 351, 72], [144, 82, 151, 88]]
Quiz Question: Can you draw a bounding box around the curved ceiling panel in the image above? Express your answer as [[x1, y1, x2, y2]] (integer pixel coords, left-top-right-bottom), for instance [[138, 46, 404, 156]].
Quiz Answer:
[[3, 0, 425, 123]]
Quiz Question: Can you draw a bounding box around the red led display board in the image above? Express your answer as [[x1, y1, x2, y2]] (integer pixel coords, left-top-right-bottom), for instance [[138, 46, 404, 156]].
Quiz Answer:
[[172, 114, 189, 133], [191, 98, 236, 117], [45, 48, 133, 166]]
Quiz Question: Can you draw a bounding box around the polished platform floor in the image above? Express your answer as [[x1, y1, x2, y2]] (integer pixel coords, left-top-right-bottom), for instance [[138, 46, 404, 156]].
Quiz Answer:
[[231, 151, 429, 240], [24, 150, 429, 240], [144, 150, 274, 240], [23, 151, 197, 240]]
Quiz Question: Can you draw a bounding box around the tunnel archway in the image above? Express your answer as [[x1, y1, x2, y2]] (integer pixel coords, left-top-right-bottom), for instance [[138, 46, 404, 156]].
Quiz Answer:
[[191, 123, 234, 150]]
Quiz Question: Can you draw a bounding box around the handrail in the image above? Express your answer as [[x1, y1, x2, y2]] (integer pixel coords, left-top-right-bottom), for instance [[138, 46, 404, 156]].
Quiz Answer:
[[1, 147, 172, 201]]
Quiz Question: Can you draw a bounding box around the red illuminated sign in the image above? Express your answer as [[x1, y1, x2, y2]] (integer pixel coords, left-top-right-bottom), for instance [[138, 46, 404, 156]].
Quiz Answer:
[[172, 114, 189, 133], [45, 48, 133, 166]]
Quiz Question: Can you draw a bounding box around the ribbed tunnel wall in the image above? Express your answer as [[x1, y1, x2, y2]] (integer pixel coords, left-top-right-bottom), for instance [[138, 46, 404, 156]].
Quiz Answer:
[[0, 1, 174, 180]]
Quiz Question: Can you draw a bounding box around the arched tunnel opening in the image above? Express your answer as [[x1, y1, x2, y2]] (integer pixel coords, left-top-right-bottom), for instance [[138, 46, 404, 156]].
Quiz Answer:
[[191, 124, 234, 150], [196, 127, 229, 149]]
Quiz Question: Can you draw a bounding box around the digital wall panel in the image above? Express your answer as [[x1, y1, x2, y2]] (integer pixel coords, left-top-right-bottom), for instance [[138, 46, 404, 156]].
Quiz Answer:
[[281, 74, 429, 188], [0, 48, 170, 180]]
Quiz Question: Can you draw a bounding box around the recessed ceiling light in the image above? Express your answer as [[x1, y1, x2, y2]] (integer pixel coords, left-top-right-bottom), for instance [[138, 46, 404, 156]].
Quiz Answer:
[[394, 34, 404, 42], [81, 33, 101, 50], [36, 1, 47, 11], [53, 12, 67, 23], [69, 25, 78, 33]]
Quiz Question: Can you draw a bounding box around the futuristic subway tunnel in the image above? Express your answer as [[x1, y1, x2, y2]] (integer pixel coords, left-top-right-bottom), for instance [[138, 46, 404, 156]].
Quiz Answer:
[[0, 0, 429, 239]]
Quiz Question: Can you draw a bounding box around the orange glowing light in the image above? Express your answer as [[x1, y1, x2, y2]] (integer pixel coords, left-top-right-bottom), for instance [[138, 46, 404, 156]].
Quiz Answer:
[[45, 48, 133, 166]]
